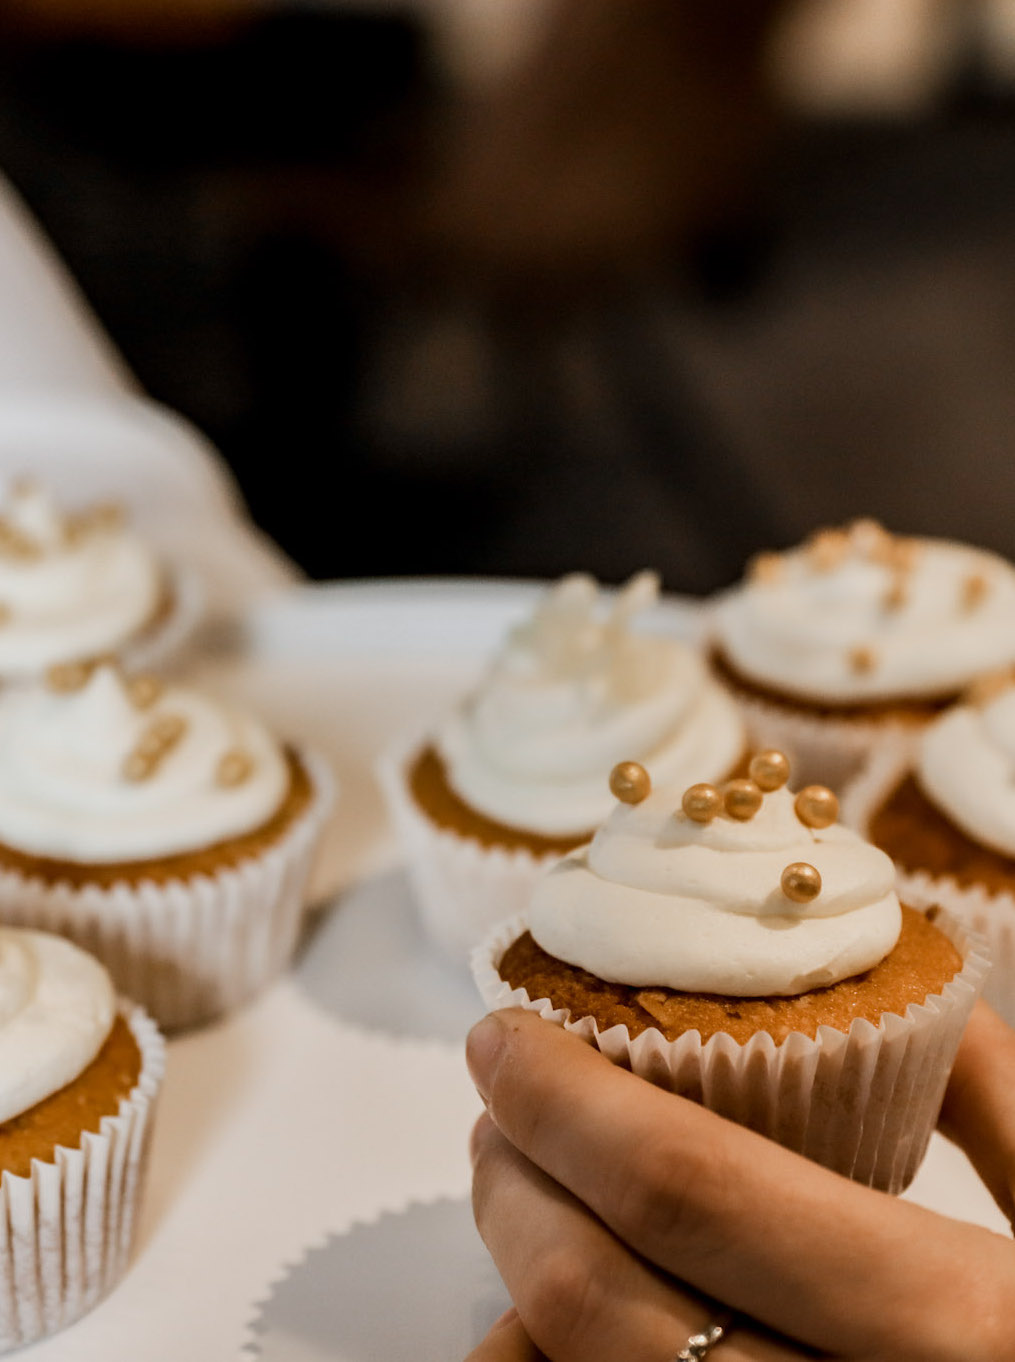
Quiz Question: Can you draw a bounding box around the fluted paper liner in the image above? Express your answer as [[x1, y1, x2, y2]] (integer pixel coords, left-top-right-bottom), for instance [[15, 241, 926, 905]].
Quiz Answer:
[[712, 669, 928, 792], [0, 750, 334, 1031], [844, 744, 1015, 1027], [378, 738, 570, 964], [472, 909, 989, 1193], [0, 1000, 164, 1353]]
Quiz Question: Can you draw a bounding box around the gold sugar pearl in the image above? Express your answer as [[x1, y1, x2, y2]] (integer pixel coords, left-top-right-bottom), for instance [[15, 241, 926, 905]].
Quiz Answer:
[[681, 783, 722, 824], [152, 713, 186, 743], [609, 761, 651, 805], [961, 573, 988, 613], [748, 750, 790, 792], [0, 519, 39, 560], [135, 729, 166, 761], [123, 750, 156, 783], [808, 528, 850, 572], [217, 749, 253, 788], [883, 576, 907, 611], [46, 660, 92, 693], [966, 668, 1015, 708], [748, 551, 783, 585], [781, 861, 822, 903], [722, 778, 763, 821], [127, 674, 163, 710], [848, 645, 876, 675], [0, 603, 11, 626], [794, 785, 839, 829]]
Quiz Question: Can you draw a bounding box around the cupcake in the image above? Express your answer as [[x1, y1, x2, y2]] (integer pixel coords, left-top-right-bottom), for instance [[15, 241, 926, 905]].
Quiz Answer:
[[0, 925, 164, 1352], [844, 670, 1015, 1025], [381, 571, 746, 961], [0, 478, 200, 682], [473, 751, 987, 1192], [0, 660, 332, 1029], [711, 519, 1015, 787]]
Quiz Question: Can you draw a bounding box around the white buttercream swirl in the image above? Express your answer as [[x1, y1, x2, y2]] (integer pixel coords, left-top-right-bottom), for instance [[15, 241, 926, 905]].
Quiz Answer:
[[0, 666, 290, 862], [0, 927, 115, 1123], [918, 687, 1015, 858], [0, 482, 162, 679], [437, 572, 745, 836], [715, 526, 1015, 704], [528, 785, 901, 995]]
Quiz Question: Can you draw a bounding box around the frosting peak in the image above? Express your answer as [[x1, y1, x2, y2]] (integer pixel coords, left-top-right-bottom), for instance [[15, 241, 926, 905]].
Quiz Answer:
[[0, 928, 115, 1123], [918, 681, 1015, 857], [716, 523, 1015, 704], [0, 481, 162, 678], [529, 768, 901, 996], [0, 664, 289, 862], [437, 572, 745, 836]]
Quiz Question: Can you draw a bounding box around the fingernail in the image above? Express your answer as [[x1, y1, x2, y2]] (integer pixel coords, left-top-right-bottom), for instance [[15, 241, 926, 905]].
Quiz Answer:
[[491, 1307, 518, 1332], [469, 1110, 495, 1166], [466, 1012, 505, 1101]]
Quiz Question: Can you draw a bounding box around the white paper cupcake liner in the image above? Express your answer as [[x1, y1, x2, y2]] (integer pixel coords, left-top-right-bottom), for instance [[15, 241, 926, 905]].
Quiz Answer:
[[0, 999, 165, 1353], [713, 673, 926, 793], [472, 909, 989, 1194], [118, 563, 205, 676], [0, 750, 334, 1031], [378, 739, 569, 965], [843, 746, 1015, 1027]]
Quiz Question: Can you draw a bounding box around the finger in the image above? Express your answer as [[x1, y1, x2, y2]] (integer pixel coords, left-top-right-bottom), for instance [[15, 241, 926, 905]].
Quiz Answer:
[[468, 1009, 1015, 1359], [471, 1113, 809, 1362], [464, 1308, 547, 1362], [938, 999, 1015, 1224]]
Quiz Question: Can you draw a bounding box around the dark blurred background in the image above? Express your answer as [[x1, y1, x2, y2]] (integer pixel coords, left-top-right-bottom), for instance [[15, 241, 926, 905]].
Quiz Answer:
[[2, 0, 1015, 594]]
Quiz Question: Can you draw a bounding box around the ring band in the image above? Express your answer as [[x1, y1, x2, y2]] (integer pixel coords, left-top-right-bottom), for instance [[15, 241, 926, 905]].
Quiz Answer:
[[673, 1308, 735, 1361]]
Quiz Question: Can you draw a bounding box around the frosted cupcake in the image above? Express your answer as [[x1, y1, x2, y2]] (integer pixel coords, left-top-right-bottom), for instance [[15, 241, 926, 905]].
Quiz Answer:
[[0, 926, 163, 1352], [0, 478, 199, 682], [381, 572, 746, 961], [711, 520, 1015, 787], [474, 751, 987, 1192], [0, 661, 332, 1029], [845, 671, 1015, 1026]]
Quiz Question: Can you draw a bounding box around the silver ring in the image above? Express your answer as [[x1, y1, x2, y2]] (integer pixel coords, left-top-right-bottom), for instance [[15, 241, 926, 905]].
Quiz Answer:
[[672, 1308, 735, 1361]]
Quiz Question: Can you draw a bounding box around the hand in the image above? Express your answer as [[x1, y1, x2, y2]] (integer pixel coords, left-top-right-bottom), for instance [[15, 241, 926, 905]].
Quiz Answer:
[[465, 1001, 1015, 1361]]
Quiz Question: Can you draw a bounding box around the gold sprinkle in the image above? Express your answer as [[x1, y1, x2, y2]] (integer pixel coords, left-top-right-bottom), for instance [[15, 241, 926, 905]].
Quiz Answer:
[[748, 750, 790, 792], [807, 528, 850, 572], [722, 778, 763, 821], [883, 574, 907, 611], [681, 783, 722, 824], [961, 573, 989, 613], [127, 675, 163, 710], [0, 519, 40, 560], [151, 713, 186, 747], [65, 500, 125, 545], [123, 751, 156, 783], [609, 761, 651, 805], [794, 785, 839, 829], [781, 862, 822, 903], [848, 645, 876, 675], [217, 749, 253, 787], [46, 660, 93, 693], [748, 552, 783, 585], [0, 603, 10, 626], [966, 667, 1015, 708]]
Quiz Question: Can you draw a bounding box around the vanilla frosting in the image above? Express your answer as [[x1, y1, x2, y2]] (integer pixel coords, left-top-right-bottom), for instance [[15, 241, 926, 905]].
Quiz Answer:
[[528, 784, 901, 995], [715, 524, 1015, 704], [0, 665, 290, 862], [0, 927, 115, 1123], [918, 685, 1015, 858], [0, 481, 162, 679], [436, 572, 745, 837]]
